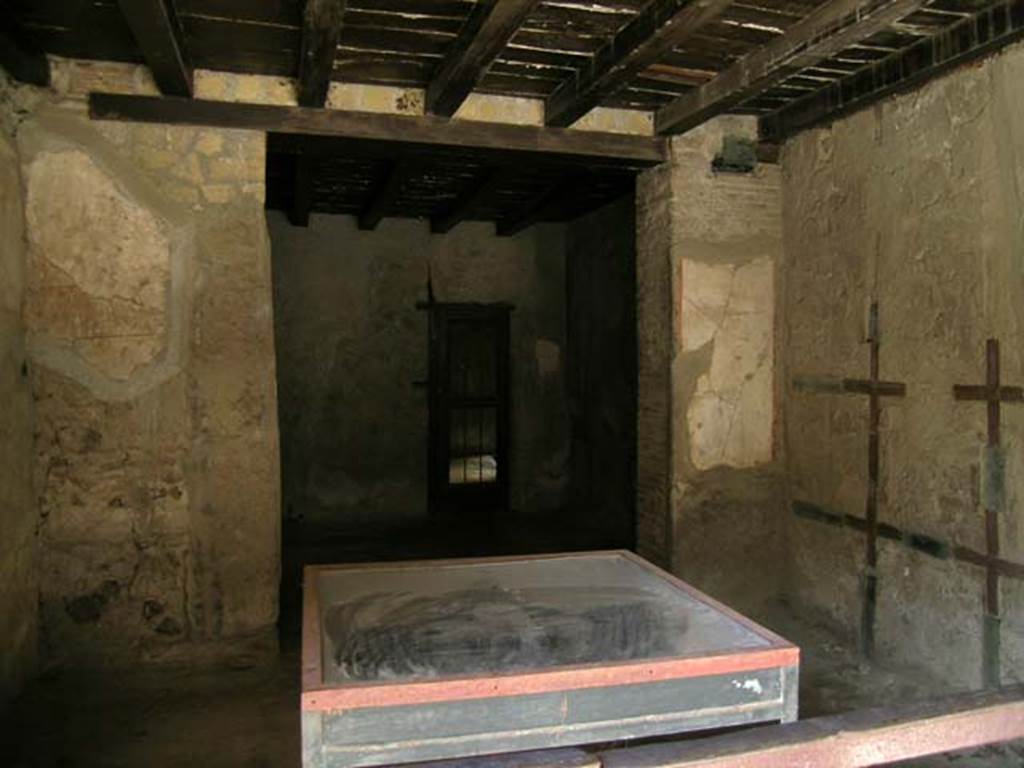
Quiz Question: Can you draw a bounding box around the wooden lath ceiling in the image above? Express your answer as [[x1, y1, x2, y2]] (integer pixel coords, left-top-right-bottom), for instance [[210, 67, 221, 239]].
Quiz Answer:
[[5, 0, 1023, 232], [7, 0, 1022, 121], [264, 132, 638, 233]]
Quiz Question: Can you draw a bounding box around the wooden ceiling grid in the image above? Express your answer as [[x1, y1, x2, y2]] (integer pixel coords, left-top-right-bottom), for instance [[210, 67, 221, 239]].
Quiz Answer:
[[5, 0, 1023, 231]]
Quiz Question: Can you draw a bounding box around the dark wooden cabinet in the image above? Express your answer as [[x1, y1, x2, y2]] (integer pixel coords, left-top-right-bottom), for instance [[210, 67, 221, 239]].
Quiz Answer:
[[427, 303, 512, 519]]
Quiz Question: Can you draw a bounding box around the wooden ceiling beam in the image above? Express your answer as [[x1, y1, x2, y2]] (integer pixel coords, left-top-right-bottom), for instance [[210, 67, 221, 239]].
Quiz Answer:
[[655, 0, 931, 135], [426, 0, 542, 117], [289, 154, 314, 227], [297, 0, 347, 107], [89, 93, 668, 167], [117, 0, 193, 97], [545, 0, 737, 128], [760, 0, 1024, 140], [358, 160, 414, 231], [431, 168, 508, 235]]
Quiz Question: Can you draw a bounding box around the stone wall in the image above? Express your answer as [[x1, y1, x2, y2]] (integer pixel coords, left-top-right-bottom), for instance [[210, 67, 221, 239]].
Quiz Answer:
[[636, 117, 786, 617], [0, 115, 37, 706], [566, 196, 637, 548], [4, 67, 280, 666], [268, 213, 569, 525], [781, 42, 1024, 688]]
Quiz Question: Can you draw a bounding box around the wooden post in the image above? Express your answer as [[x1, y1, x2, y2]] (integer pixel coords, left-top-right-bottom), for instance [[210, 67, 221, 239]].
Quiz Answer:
[[792, 302, 906, 658], [953, 338, 1023, 688]]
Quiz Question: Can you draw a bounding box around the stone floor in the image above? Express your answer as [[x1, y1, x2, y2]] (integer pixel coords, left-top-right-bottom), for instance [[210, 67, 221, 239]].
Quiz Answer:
[[3, 521, 1021, 767]]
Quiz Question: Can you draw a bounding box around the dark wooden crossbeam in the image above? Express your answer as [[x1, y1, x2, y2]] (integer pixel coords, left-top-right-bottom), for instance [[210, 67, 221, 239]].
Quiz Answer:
[[793, 501, 950, 561], [655, 0, 929, 135], [952, 338, 1023, 688], [794, 499, 1024, 579], [297, 0, 347, 107], [289, 154, 314, 227], [426, 0, 541, 117], [545, 0, 736, 128], [117, 0, 193, 97], [431, 168, 507, 235], [792, 302, 906, 659], [89, 93, 667, 167], [358, 160, 415, 231], [761, 0, 1024, 141]]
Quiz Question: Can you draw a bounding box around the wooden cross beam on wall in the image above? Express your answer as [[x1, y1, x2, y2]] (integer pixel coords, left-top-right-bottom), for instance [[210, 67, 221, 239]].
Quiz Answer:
[[793, 302, 906, 658], [953, 338, 1024, 688]]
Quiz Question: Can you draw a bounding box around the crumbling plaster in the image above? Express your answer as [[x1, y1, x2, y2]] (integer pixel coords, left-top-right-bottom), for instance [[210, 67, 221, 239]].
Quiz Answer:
[[0, 52, 654, 671], [636, 116, 785, 618], [3, 65, 280, 666], [781, 42, 1024, 688]]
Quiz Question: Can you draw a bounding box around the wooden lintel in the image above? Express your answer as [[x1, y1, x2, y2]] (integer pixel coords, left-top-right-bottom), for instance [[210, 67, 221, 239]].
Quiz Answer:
[[545, 0, 736, 128], [88, 93, 668, 167], [117, 0, 193, 97], [760, 0, 1024, 140], [289, 154, 313, 227], [431, 168, 506, 235], [655, 0, 930, 135], [426, 0, 541, 117], [358, 161, 411, 231], [297, 0, 347, 108], [599, 686, 1024, 768]]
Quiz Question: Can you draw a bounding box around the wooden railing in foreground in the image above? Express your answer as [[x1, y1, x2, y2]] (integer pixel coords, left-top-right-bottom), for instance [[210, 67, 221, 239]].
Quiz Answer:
[[417, 686, 1024, 768]]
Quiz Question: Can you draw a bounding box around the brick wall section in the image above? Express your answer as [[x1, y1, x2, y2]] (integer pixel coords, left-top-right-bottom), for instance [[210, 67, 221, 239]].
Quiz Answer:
[[0, 120, 37, 706], [635, 121, 787, 619], [635, 162, 674, 568]]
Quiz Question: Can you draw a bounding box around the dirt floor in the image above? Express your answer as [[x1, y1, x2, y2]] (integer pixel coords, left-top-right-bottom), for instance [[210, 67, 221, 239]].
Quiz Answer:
[[2, 523, 1021, 768]]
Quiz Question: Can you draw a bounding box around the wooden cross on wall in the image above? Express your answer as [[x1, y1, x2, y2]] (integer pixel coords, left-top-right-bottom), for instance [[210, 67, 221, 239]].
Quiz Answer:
[[793, 302, 906, 658], [953, 338, 1024, 688], [844, 303, 907, 658]]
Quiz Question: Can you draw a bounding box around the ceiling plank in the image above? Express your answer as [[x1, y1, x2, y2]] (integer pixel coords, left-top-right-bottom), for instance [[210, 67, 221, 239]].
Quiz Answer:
[[431, 167, 507, 234], [760, 0, 1024, 140], [654, 0, 931, 135], [426, 0, 541, 116], [117, 0, 193, 96], [545, 0, 737, 128], [298, 0, 347, 107], [289, 154, 314, 227], [89, 93, 668, 166]]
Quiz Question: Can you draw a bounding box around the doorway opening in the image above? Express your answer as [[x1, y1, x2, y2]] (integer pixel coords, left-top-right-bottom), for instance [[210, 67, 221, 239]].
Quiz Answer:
[[426, 302, 512, 520]]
